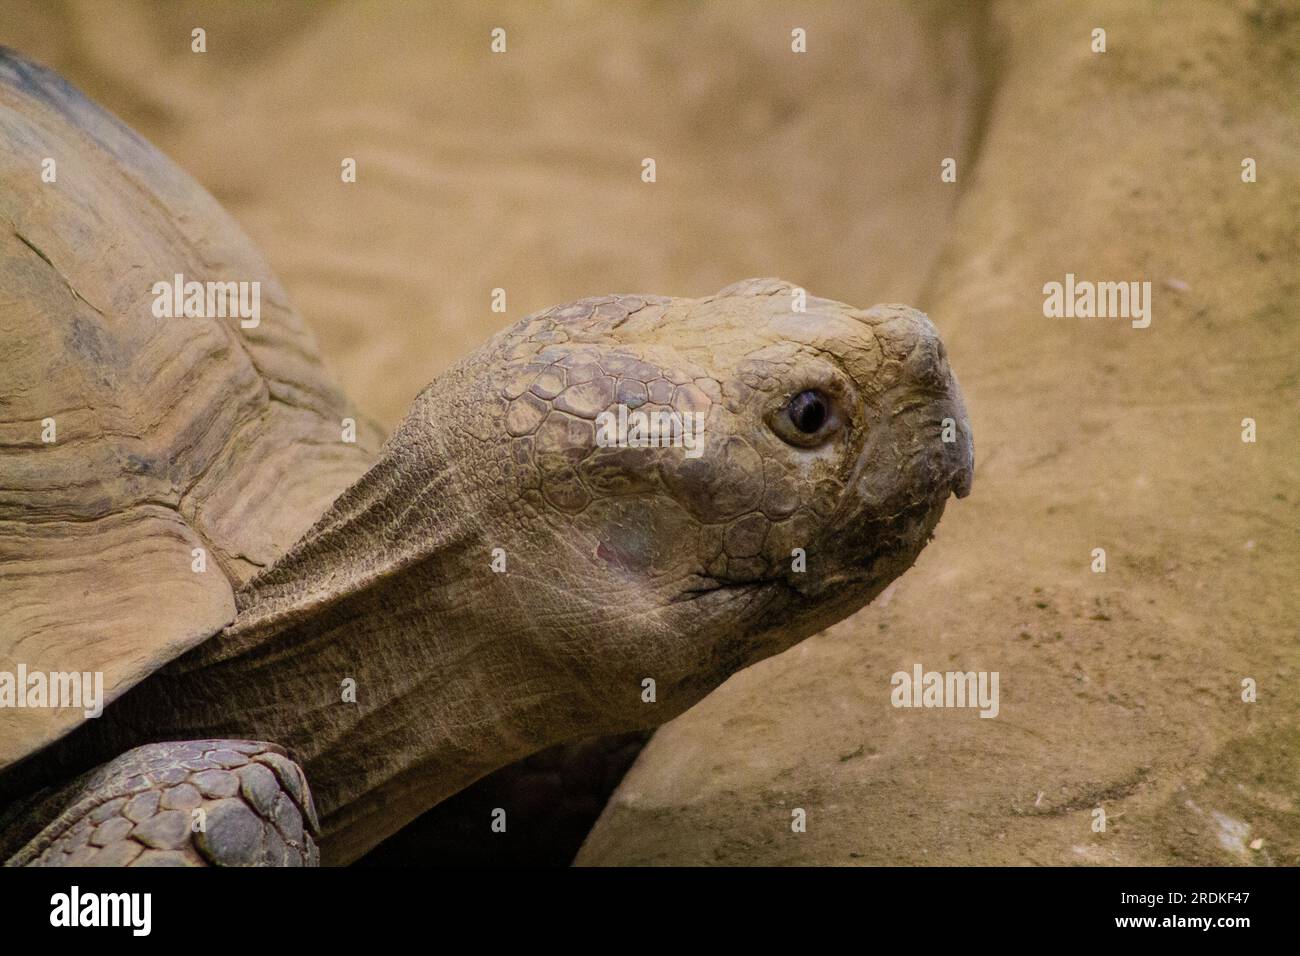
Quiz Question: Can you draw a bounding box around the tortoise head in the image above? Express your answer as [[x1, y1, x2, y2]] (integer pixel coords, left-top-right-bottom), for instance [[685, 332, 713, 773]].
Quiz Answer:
[[428, 278, 973, 727]]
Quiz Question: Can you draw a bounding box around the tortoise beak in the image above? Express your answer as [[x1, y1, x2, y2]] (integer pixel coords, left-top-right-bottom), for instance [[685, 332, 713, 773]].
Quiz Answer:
[[952, 440, 974, 499], [946, 372, 974, 500], [895, 312, 974, 502]]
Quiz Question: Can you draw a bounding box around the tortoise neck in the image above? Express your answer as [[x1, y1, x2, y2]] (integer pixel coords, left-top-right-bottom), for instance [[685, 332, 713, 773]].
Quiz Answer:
[[144, 401, 607, 863]]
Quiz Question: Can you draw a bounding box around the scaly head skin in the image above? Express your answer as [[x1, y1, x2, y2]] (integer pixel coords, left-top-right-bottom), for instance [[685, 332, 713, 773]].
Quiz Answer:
[[404, 276, 974, 724]]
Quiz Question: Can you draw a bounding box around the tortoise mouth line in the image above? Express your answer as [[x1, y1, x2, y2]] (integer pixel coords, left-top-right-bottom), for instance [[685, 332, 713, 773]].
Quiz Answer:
[[674, 566, 859, 611], [671, 575, 782, 606]]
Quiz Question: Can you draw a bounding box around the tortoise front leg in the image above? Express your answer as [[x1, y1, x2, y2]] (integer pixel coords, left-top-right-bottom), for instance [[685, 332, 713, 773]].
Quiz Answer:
[[6, 741, 319, 867]]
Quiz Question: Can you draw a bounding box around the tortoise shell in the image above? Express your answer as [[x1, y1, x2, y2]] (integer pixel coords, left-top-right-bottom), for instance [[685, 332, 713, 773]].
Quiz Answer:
[[0, 48, 379, 769]]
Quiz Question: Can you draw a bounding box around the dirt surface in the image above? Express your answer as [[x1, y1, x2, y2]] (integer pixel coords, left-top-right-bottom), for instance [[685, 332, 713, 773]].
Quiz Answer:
[[2, 0, 1295, 865]]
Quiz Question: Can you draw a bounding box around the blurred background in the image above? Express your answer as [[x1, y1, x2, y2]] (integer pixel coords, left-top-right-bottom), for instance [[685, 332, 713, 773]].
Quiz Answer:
[[2, 0, 1296, 865]]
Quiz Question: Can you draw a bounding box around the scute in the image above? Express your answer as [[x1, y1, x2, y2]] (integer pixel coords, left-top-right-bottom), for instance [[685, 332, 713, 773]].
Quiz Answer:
[[0, 48, 380, 769]]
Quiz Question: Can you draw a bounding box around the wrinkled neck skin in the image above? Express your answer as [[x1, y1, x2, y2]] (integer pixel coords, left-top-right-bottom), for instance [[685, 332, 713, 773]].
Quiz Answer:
[[171, 384, 627, 864]]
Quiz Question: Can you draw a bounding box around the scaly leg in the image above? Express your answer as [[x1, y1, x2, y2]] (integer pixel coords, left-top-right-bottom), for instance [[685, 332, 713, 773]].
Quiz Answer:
[[6, 740, 319, 867]]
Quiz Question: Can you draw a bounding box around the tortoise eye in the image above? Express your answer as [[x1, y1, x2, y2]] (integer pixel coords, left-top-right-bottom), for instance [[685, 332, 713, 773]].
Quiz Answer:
[[788, 390, 827, 433], [769, 389, 842, 447]]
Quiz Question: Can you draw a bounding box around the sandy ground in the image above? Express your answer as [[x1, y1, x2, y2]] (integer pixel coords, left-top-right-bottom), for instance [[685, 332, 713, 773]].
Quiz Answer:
[[2, 0, 1296, 865]]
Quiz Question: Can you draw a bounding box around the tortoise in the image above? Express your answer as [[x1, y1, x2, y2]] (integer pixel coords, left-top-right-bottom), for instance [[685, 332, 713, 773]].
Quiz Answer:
[[0, 47, 974, 866]]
